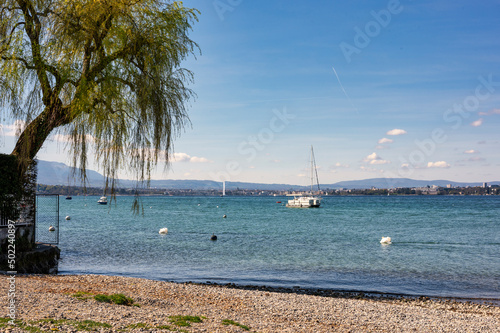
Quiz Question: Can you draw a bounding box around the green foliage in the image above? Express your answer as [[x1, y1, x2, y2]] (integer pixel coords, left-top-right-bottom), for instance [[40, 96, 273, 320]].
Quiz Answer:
[[169, 315, 203, 327], [71, 291, 94, 300], [127, 322, 152, 329], [222, 319, 251, 331], [1, 1, 199, 204], [93, 293, 135, 306], [35, 318, 111, 331]]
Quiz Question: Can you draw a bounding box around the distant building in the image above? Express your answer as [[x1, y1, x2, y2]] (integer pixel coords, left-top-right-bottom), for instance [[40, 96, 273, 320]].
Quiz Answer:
[[483, 182, 488, 188]]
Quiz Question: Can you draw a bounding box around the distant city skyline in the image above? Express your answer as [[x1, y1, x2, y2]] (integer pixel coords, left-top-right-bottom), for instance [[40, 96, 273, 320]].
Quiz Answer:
[[2, 0, 499, 184]]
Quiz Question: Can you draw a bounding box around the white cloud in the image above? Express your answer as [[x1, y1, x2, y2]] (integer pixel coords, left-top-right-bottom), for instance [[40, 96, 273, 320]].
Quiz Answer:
[[364, 152, 389, 165], [378, 137, 393, 144], [189, 156, 211, 163], [470, 118, 483, 127], [2, 120, 26, 136], [479, 108, 500, 116], [334, 162, 349, 168], [370, 159, 390, 165], [364, 152, 380, 161], [427, 161, 450, 168], [464, 149, 478, 154], [386, 129, 407, 136], [172, 152, 212, 163]]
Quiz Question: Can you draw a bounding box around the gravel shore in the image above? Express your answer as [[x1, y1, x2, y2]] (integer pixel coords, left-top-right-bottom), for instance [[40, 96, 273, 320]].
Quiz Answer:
[[1, 274, 499, 332]]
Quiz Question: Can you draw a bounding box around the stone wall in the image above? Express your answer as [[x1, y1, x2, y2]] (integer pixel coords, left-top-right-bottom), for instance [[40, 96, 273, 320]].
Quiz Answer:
[[0, 154, 59, 273]]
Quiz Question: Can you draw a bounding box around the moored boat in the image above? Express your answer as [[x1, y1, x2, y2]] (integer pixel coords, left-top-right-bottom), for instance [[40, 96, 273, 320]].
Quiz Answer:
[[286, 146, 322, 208]]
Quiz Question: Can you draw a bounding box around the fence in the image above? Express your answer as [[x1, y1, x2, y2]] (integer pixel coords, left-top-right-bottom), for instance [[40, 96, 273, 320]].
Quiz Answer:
[[35, 194, 59, 244]]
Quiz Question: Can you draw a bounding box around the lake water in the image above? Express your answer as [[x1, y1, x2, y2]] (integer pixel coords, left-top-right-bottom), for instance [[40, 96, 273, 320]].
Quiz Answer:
[[56, 195, 500, 300]]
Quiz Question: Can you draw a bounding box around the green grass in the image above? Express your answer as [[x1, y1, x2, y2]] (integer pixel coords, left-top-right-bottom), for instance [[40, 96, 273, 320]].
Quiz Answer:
[[71, 291, 138, 306], [169, 315, 203, 327], [1, 316, 198, 332], [127, 322, 152, 329], [93, 293, 135, 306], [156, 324, 173, 330], [70, 291, 94, 300], [222, 319, 251, 331], [0, 318, 112, 332], [35, 318, 112, 331]]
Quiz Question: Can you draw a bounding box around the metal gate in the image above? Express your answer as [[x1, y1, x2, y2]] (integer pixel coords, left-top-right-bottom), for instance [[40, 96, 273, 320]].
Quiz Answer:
[[36, 194, 59, 244]]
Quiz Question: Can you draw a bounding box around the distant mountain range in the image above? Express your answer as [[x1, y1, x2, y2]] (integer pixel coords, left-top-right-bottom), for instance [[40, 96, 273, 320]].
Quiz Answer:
[[37, 160, 499, 190]]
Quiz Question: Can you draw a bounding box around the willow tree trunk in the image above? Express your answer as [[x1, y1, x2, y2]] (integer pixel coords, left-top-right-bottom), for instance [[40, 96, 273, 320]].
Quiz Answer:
[[11, 100, 72, 174]]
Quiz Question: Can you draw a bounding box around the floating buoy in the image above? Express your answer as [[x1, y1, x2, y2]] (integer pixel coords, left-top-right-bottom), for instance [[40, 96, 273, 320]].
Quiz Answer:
[[276, 201, 282, 203], [49, 226, 55, 232], [223, 214, 227, 218], [65, 216, 71, 220], [159, 228, 168, 234], [210, 233, 217, 241], [380, 236, 392, 244]]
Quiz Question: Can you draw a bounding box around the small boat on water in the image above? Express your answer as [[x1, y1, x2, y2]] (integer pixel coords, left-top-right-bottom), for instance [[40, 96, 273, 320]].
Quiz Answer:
[[97, 196, 107, 205], [286, 146, 322, 208], [65, 196, 72, 200]]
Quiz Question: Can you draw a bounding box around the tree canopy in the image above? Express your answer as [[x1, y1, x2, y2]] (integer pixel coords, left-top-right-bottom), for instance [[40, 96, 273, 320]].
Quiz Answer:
[[0, 0, 199, 193]]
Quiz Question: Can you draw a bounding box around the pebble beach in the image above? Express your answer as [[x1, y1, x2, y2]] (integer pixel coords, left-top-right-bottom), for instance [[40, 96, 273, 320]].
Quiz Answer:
[[1, 274, 499, 332]]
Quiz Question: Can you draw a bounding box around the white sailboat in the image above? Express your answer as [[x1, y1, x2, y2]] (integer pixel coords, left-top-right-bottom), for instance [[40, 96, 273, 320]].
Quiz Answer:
[[286, 146, 322, 208], [97, 195, 107, 205]]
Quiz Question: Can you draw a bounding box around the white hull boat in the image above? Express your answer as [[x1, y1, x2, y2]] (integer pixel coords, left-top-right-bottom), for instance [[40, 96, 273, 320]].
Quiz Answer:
[[286, 146, 322, 208]]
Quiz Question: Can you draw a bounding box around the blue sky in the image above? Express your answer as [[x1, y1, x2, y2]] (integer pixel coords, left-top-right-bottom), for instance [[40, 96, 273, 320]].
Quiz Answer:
[[1, 0, 499, 185]]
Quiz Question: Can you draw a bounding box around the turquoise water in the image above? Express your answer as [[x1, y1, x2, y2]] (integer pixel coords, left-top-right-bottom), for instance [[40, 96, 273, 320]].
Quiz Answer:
[[57, 195, 500, 300]]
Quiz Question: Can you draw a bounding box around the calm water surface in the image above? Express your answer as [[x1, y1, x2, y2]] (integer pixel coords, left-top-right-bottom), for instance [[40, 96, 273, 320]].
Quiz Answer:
[[57, 195, 500, 300]]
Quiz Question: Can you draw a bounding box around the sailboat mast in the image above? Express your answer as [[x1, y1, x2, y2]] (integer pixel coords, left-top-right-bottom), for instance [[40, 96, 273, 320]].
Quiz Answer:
[[310, 146, 314, 194], [310, 146, 321, 193]]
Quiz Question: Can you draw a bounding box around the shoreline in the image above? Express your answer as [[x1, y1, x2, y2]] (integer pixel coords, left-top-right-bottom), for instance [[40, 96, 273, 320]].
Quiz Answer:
[[191, 280, 500, 306], [1, 274, 499, 332], [55, 272, 500, 306]]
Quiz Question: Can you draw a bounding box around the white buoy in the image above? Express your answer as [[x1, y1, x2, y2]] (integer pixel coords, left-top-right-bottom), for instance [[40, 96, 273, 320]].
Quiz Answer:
[[159, 228, 168, 234], [380, 236, 392, 244], [49, 226, 55, 231], [65, 216, 71, 220]]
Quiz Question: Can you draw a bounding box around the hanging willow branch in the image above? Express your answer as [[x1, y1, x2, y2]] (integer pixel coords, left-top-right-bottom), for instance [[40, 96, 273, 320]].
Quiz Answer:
[[1, 0, 199, 208]]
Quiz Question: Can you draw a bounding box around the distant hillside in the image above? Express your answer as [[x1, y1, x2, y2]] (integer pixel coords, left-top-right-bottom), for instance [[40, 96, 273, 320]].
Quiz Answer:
[[322, 178, 497, 189], [36, 160, 499, 190], [37, 160, 106, 187]]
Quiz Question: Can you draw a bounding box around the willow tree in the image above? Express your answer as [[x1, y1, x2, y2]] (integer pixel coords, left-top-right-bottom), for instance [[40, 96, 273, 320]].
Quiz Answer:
[[0, 0, 198, 195]]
